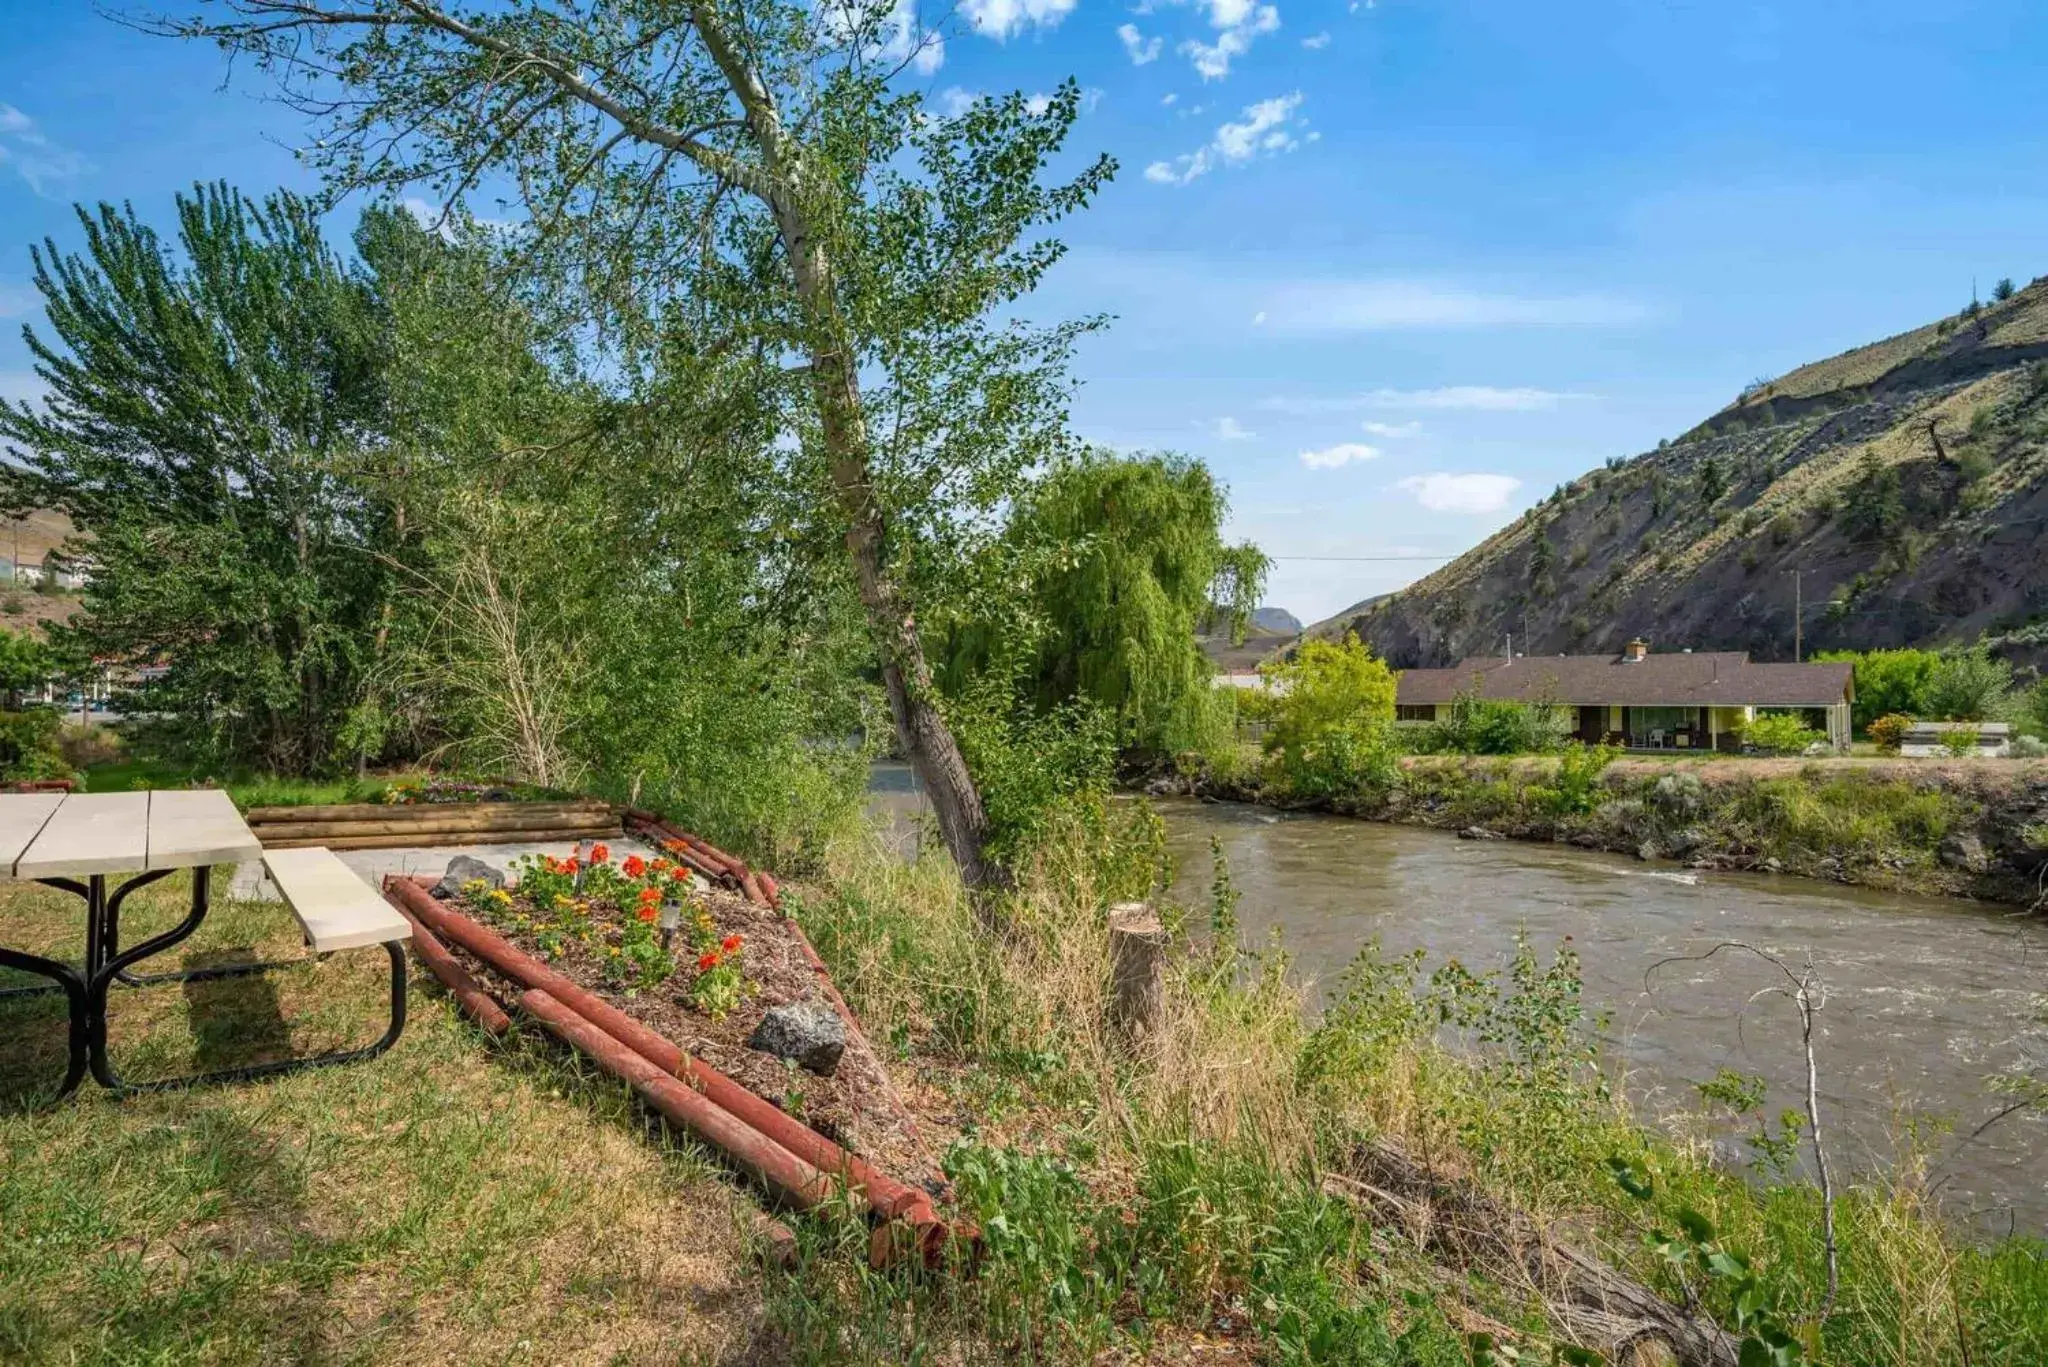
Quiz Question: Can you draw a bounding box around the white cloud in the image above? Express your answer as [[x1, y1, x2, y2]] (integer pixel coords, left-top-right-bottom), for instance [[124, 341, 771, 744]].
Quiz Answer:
[[1262, 387, 1586, 414], [1252, 310, 1267, 324], [1398, 473, 1523, 513], [1180, 3, 1280, 80], [1258, 280, 1648, 332], [961, 0, 1077, 39], [0, 103, 89, 197], [935, 86, 980, 117], [1302, 31, 1331, 48], [1118, 23, 1163, 64], [1300, 442, 1379, 470], [1360, 420, 1421, 437], [1161, 92, 1178, 106], [1210, 416, 1255, 440], [1024, 92, 1053, 116], [1144, 91, 1305, 185]]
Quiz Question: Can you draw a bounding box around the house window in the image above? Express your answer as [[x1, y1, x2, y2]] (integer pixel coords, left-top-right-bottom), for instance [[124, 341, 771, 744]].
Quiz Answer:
[[1396, 704, 1435, 722], [1627, 706, 1693, 748]]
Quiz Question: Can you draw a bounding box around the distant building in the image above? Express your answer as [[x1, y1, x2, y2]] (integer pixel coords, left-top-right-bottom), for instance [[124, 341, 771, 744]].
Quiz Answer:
[[1393, 638, 1854, 753]]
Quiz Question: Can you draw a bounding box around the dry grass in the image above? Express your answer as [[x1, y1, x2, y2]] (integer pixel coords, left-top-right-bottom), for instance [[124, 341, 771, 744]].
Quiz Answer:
[[0, 871, 772, 1365]]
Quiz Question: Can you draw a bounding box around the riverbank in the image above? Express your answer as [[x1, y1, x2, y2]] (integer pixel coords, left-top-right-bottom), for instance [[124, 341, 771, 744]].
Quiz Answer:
[[1187, 753, 2048, 908]]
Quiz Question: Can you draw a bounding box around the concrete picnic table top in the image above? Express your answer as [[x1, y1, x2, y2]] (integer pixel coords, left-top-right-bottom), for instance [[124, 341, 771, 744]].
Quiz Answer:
[[0, 790, 263, 881]]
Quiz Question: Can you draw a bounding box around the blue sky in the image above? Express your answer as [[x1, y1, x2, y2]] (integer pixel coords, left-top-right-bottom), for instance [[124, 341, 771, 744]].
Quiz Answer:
[[4, 1, 2047, 620]]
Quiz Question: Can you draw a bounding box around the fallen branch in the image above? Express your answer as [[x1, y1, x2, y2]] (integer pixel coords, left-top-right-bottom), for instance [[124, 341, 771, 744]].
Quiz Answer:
[[1329, 1140, 1737, 1367]]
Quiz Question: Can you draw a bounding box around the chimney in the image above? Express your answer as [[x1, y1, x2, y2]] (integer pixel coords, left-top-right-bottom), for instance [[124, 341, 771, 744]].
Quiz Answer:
[[1623, 637, 1649, 663]]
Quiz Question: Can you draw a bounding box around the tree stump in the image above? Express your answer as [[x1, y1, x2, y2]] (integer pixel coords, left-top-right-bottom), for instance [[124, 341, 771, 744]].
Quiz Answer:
[[1107, 902, 1166, 1041]]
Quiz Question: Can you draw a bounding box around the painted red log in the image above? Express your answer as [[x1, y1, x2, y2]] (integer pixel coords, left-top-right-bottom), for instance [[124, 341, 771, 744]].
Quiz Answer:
[[623, 814, 737, 884], [388, 879, 688, 1073], [392, 878, 952, 1245], [783, 916, 937, 1161], [739, 870, 769, 908], [519, 988, 842, 1212], [757, 872, 781, 910], [384, 889, 513, 1036]]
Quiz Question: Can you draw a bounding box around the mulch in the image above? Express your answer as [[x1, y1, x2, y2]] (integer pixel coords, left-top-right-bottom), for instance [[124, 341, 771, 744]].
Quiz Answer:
[[450, 879, 942, 1193]]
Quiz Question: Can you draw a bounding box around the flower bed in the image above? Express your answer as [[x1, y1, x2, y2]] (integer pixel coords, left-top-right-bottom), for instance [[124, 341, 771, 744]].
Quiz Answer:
[[451, 841, 936, 1186]]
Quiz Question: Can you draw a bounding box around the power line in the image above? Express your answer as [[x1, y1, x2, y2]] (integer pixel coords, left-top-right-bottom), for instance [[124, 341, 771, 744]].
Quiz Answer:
[[1266, 554, 1455, 562]]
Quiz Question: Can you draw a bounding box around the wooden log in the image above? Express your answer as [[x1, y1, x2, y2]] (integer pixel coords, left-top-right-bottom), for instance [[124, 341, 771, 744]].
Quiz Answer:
[[384, 888, 512, 1035], [1107, 902, 1166, 1040], [250, 811, 617, 841], [1327, 1142, 1738, 1367], [247, 800, 613, 825], [261, 824, 620, 852]]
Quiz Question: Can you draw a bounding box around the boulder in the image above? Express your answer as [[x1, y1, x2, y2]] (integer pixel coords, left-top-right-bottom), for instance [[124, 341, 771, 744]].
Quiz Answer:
[[432, 854, 505, 901], [748, 1001, 847, 1077], [1457, 826, 1504, 841], [1939, 831, 1989, 875]]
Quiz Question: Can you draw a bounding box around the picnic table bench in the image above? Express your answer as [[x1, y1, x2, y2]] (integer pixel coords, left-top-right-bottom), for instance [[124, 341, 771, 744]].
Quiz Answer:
[[0, 791, 409, 1101]]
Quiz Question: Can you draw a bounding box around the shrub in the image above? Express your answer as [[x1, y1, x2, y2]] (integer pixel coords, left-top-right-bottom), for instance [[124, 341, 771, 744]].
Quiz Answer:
[[1940, 725, 1981, 758], [1536, 742, 1617, 815], [1867, 713, 1913, 754], [1741, 711, 1824, 756], [2009, 734, 2047, 758], [1922, 645, 2012, 721], [56, 720, 123, 770], [1262, 634, 1399, 800], [1417, 689, 1572, 755], [1815, 648, 1939, 730], [1993, 276, 2016, 302], [0, 709, 71, 782]]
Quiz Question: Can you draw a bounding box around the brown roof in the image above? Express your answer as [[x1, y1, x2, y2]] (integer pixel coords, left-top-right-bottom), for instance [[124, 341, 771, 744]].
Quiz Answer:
[[1395, 651, 1852, 708]]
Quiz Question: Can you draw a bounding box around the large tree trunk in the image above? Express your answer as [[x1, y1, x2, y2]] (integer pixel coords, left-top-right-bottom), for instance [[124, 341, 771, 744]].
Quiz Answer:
[[808, 347, 1005, 894]]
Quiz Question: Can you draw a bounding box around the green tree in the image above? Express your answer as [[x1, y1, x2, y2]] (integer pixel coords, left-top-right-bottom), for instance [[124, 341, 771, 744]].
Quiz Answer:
[[1261, 635, 1398, 798], [1922, 645, 2013, 721], [0, 627, 55, 710], [943, 452, 1266, 765], [1697, 453, 1726, 503], [0, 185, 399, 773], [1814, 648, 1940, 731], [1840, 450, 1904, 541], [1994, 277, 2017, 302], [160, 0, 1116, 894]]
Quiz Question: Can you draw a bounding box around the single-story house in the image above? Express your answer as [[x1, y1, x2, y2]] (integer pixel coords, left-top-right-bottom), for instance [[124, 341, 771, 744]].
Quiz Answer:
[[1394, 638, 1855, 752]]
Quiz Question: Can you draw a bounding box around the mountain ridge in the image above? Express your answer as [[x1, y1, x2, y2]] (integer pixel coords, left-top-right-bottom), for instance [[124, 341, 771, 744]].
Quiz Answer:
[[1319, 277, 2048, 673]]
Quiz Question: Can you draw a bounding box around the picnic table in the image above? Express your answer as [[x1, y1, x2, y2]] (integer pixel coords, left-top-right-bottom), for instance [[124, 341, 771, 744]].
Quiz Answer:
[[0, 790, 409, 1101]]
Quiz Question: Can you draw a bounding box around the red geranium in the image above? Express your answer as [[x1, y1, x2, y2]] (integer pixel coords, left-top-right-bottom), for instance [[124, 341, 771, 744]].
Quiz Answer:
[[621, 854, 646, 878], [720, 934, 742, 952], [561, 856, 579, 874], [638, 885, 661, 904], [696, 952, 720, 971], [589, 843, 611, 864], [636, 904, 658, 923]]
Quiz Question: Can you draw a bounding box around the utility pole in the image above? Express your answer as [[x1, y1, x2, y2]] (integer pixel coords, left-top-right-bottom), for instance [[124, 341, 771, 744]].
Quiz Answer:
[[1782, 568, 1802, 662]]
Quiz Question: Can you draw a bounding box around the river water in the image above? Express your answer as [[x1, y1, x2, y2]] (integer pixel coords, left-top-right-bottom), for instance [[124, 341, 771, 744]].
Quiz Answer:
[[1155, 797, 2048, 1238], [868, 767, 2048, 1235]]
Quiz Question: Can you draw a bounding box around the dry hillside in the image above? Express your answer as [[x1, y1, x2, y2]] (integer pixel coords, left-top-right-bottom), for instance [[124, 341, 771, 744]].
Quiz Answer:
[[1320, 277, 2048, 670]]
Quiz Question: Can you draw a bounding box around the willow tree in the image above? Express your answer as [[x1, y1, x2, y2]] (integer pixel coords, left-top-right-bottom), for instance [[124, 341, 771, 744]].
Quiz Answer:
[[940, 451, 1268, 764], [152, 1, 1112, 892]]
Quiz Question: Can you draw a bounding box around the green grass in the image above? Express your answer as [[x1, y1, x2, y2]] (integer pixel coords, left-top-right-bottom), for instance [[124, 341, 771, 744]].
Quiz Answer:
[[0, 874, 769, 1364], [79, 760, 431, 809]]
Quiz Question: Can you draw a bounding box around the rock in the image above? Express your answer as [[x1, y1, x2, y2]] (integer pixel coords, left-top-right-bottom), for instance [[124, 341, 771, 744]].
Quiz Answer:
[[748, 1001, 847, 1077], [1458, 826, 1504, 841], [1635, 842, 1659, 862], [1939, 831, 1989, 874], [1760, 857, 1784, 873], [432, 855, 505, 900], [1664, 827, 1705, 857]]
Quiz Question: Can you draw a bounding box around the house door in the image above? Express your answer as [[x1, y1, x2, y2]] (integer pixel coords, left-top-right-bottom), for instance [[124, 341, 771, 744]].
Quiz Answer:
[[1577, 706, 1605, 742]]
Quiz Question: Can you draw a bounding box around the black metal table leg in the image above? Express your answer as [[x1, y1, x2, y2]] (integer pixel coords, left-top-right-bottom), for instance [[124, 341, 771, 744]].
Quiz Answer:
[[0, 944, 88, 1101]]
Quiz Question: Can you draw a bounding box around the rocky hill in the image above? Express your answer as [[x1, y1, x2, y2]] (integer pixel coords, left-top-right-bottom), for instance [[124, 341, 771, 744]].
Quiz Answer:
[[1321, 278, 2048, 671]]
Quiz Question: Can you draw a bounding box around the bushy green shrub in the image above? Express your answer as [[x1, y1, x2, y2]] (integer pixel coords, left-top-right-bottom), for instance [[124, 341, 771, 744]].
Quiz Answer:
[[0, 710, 72, 782], [1867, 712, 1913, 754], [2009, 734, 2047, 759], [1923, 645, 2013, 722], [1814, 648, 1939, 730], [1415, 688, 1572, 755], [1940, 724, 1982, 758], [1741, 711, 1824, 756], [1261, 635, 1400, 800]]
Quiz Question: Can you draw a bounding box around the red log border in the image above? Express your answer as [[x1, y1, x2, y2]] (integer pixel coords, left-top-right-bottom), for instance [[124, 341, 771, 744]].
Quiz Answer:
[[385, 874, 962, 1265], [389, 899, 512, 1035]]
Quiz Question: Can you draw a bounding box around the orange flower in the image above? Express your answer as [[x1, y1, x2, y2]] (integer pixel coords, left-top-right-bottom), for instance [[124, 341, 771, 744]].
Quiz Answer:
[[638, 886, 661, 904], [590, 843, 611, 864], [562, 856, 579, 874], [650, 857, 670, 873], [696, 952, 720, 971], [663, 839, 685, 854], [636, 904, 658, 923], [621, 854, 646, 878], [720, 934, 742, 952]]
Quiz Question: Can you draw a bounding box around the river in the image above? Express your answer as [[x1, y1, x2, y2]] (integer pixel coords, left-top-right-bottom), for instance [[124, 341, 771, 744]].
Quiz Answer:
[[869, 767, 2048, 1236]]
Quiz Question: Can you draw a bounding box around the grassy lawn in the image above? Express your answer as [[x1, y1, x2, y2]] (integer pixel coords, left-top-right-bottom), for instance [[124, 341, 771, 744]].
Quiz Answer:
[[78, 758, 431, 809], [0, 874, 771, 1365]]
